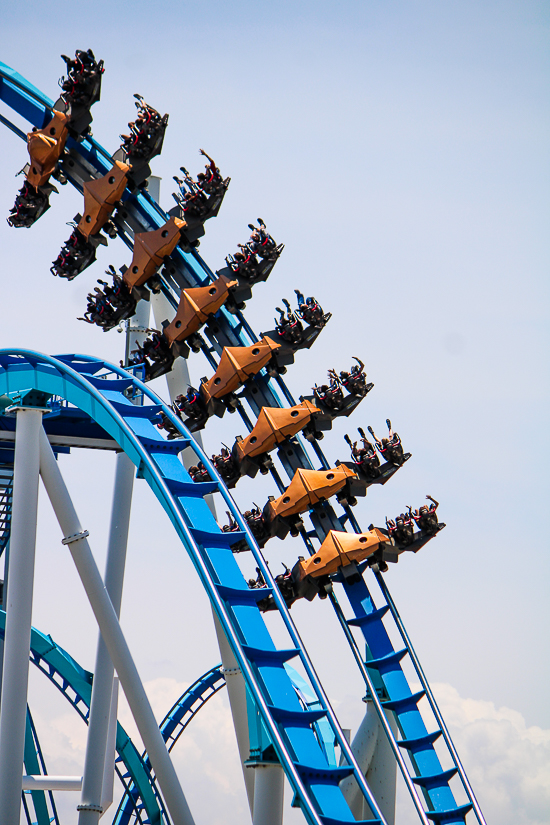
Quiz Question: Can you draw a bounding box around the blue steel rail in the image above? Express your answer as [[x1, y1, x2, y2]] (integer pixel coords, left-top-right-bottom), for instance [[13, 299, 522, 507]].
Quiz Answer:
[[0, 61, 486, 825], [0, 350, 389, 825]]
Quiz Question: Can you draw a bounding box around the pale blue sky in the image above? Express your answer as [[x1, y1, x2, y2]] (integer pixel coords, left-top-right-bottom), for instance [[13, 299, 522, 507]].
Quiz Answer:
[[1, 2, 549, 823]]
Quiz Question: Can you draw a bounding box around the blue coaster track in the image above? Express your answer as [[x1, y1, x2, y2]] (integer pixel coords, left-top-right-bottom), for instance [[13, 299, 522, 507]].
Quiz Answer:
[[0, 350, 388, 825], [0, 60, 486, 825]]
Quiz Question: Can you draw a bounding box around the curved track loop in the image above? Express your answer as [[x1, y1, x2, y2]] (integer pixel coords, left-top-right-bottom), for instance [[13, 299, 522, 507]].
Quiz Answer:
[[113, 665, 225, 825], [0, 610, 168, 825], [115, 664, 340, 825], [23, 707, 61, 825], [0, 350, 388, 825], [0, 60, 486, 825]]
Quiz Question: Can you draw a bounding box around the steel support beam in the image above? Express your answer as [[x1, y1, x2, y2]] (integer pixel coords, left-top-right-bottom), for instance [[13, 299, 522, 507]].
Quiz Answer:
[[341, 703, 397, 824], [0, 408, 43, 825], [78, 452, 134, 824], [101, 676, 119, 813], [364, 707, 397, 825], [251, 764, 285, 825], [23, 776, 82, 791], [214, 613, 255, 816], [38, 428, 195, 825]]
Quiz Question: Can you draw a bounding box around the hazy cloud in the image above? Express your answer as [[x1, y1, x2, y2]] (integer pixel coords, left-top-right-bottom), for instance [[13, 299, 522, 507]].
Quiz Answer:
[[430, 683, 550, 825], [28, 677, 550, 825]]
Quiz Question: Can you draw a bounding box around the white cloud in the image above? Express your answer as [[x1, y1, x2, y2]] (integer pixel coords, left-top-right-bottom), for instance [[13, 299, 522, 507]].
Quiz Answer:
[[25, 675, 550, 825], [430, 683, 550, 825], [117, 676, 250, 821]]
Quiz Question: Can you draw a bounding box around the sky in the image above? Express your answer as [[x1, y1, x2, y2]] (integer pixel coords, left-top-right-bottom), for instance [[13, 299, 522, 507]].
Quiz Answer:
[[1, 1, 549, 823]]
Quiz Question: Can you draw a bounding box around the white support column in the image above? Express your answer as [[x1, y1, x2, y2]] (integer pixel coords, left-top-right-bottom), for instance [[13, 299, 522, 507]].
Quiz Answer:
[[125, 299, 151, 366], [340, 702, 398, 824], [23, 776, 82, 791], [0, 407, 43, 825], [364, 707, 398, 825], [78, 453, 134, 823], [151, 290, 186, 403], [38, 429, 195, 825], [214, 613, 255, 815], [101, 677, 119, 815], [340, 704, 379, 818], [251, 764, 284, 825], [146, 176, 161, 204]]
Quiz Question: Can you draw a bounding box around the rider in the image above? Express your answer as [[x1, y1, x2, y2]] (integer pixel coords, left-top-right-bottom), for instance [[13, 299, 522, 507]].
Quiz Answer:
[[197, 149, 225, 196], [156, 402, 183, 440], [386, 513, 414, 546], [273, 564, 296, 607], [248, 567, 267, 590], [127, 341, 146, 367], [339, 358, 369, 396], [8, 182, 49, 228], [175, 386, 206, 421], [188, 462, 211, 483], [120, 96, 164, 160], [78, 288, 115, 328], [314, 373, 344, 411], [225, 242, 260, 280], [212, 446, 239, 482], [345, 429, 381, 478], [60, 49, 104, 106], [51, 226, 96, 280], [172, 169, 209, 218], [248, 219, 277, 259], [409, 496, 440, 535], [243, 506, 268, 542], [97, 267, 133, 309], [222, 511, 240, 533], [142, 330, 169, 365], [275, 299, 303, 344], [294, 290, 325, 327], [368, 419, 404, 465]]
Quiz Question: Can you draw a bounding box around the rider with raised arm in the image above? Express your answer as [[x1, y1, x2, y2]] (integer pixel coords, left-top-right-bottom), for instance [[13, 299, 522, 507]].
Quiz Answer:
[[387, 512, 414, 546], [244, 505, 269, 542], [140, 330, 167, 366], [409, 496, 440, 535], [345, 428, 381, 478], [197, 149, 225, 195], [127, 341, 146, 367], [368, 419, 404, 465], [275, 298, 304, 344], [248, 219, 276, 258], [212, 446, 239, 483], [314, 371, 344, 411], [222, 511, 240, 533], [339, 357, 370, 396]]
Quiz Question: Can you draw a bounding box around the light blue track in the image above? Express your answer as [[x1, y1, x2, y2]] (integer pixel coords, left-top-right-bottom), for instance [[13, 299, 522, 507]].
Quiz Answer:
[[0, 60, 486, 825], [0, 349, 387, 825]]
